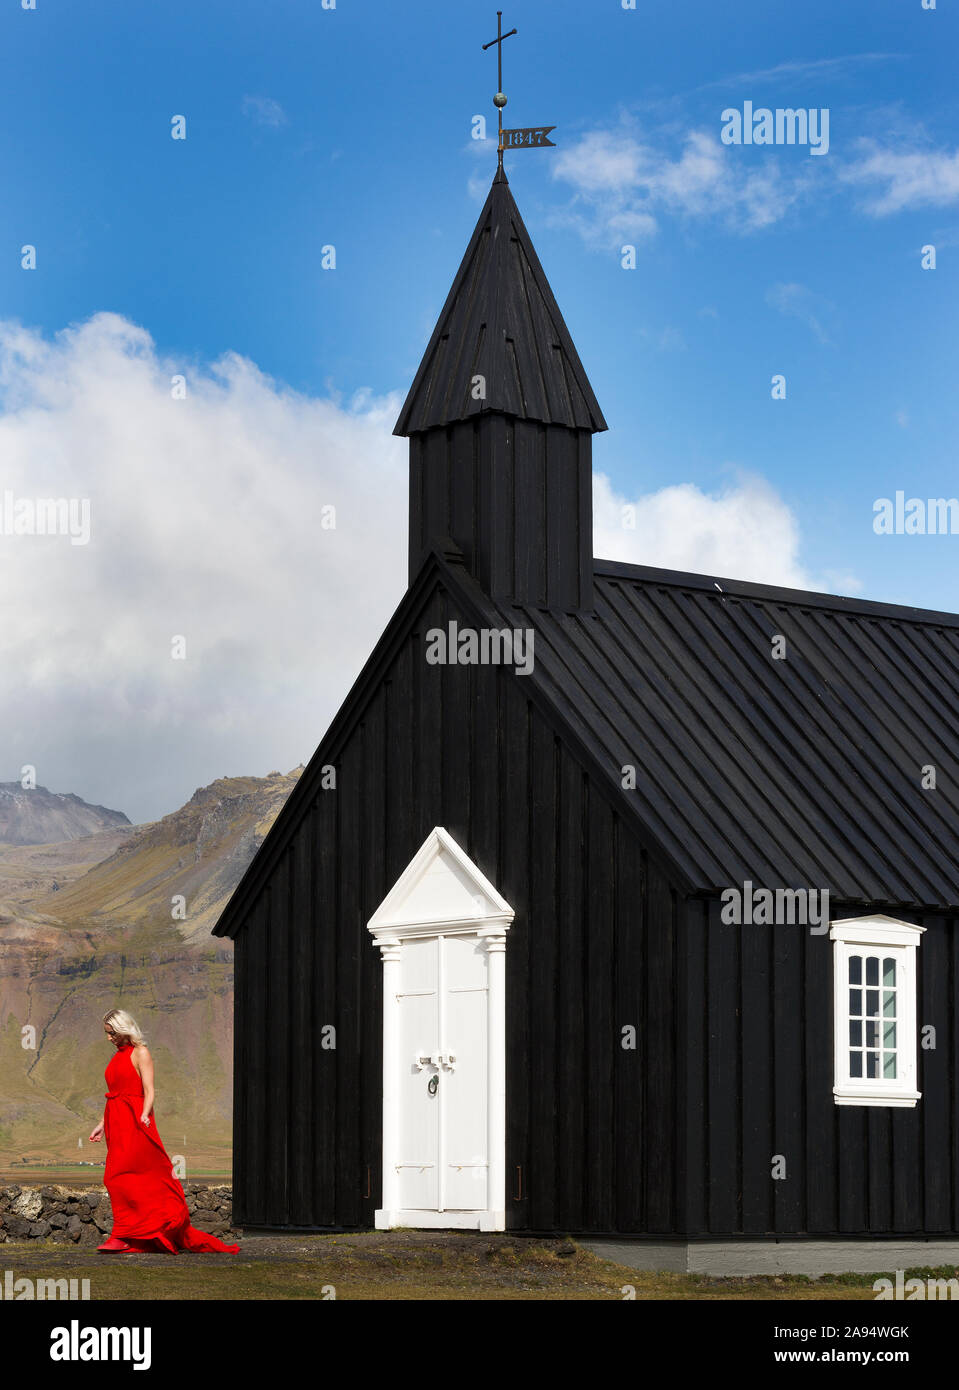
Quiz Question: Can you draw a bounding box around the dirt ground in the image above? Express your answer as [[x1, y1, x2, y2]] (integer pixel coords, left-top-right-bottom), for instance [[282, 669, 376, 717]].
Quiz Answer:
[[0, 1229, 922, 1300]]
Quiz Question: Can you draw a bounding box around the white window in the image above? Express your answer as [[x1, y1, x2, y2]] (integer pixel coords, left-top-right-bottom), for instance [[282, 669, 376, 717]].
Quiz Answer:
[[831, 915, 924, 1107]]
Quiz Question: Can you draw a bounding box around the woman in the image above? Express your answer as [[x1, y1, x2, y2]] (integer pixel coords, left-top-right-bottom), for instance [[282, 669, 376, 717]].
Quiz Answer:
[[89, 1009, 239, 1254]]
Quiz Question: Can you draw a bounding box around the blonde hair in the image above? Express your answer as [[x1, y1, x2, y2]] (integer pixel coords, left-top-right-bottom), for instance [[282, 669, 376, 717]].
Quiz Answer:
[[102, 1009, 146, 1047]]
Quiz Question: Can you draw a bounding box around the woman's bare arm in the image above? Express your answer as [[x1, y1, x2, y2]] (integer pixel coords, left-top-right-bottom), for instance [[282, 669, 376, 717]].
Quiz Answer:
[[132, 1045, 156, 1124]]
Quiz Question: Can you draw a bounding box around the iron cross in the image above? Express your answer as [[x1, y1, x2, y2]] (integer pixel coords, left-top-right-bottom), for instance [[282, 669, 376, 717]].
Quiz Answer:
[[482, 11, 517, 170], [482, 11, 556, 170]]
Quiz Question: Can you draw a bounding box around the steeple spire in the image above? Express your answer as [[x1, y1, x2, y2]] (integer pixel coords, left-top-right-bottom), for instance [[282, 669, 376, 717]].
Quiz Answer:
[[394, 171, 606, 436]]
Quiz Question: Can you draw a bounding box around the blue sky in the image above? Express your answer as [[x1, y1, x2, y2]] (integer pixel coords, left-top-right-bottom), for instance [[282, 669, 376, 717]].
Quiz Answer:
[[1, 0, 958, 820]]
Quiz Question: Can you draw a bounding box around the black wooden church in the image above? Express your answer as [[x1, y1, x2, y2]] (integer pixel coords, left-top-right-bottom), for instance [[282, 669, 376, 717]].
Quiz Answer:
[[214, 164, 959, 1253]]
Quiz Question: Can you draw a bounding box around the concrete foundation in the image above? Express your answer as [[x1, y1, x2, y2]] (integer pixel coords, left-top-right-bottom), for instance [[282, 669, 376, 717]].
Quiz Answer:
[[581, 1238, 959, 1277]]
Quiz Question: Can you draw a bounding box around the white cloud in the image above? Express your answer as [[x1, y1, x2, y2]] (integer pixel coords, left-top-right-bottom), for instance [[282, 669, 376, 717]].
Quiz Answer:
[[822, 569, 864, 595], [765, 282, 836, 345], [547, 115, 959, 247], [592, 470, 821, 590], [656, 326, 686, 352], [463, 132, 499, 200], [553, 130, 648, 195], [550, 126, 812, 245], [0, 315, 836, 824], [840, 139, 959, 215], [0, 314, 406, 823], [689, 52, 904, 94], [241, 95, 288, 129], [467, 164, 494, 201]]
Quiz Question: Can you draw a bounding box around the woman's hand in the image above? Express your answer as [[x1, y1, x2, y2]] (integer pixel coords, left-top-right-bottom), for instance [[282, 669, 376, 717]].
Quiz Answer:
[[89, 1123, 105, 1142], [140, 1113, 151, 1126]]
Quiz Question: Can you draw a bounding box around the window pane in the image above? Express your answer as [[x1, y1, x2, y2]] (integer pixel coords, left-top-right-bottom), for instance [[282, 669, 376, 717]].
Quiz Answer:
[[837, 938, 913, 1094]]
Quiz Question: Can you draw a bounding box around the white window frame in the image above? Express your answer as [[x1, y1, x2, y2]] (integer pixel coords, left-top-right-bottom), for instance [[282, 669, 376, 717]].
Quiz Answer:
[[831, 915, 924, 1108]]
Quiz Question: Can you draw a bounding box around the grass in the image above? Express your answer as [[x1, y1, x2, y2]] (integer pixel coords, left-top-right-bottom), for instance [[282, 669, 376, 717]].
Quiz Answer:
[[4, 1232, 955, 1300], [0, 1168, 231, 1182]]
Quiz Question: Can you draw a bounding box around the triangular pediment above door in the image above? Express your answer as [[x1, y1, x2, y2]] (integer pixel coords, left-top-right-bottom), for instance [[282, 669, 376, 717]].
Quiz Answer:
[[368, 827, 514, 937]]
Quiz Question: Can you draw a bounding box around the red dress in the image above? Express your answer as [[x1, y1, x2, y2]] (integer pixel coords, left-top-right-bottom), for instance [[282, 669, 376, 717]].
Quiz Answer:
[[103, 1044, 239, 1254]]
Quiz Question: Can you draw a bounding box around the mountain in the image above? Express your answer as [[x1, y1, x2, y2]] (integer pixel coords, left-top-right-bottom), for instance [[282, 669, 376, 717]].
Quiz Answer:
[[0, 768, 303, 1170], [0, 784, 131, 846], [0, 826, 135, 914], [42, 770, 302, 947]]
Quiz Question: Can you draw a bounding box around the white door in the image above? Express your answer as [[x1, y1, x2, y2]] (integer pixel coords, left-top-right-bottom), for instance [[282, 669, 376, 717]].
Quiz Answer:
[[397, 933, 489, 1213], [368, 827, 514, 1232]]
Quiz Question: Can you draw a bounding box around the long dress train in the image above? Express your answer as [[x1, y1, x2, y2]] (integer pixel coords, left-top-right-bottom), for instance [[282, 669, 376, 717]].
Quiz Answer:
[[102, 1043, 239, 1254]]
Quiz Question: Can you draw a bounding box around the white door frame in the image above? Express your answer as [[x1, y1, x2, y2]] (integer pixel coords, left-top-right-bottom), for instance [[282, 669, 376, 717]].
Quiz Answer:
[[367, 827, 514, 1231]]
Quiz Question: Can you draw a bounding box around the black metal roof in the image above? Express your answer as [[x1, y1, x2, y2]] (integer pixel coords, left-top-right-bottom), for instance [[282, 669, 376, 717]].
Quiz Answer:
[[465, 557, 959, 909], [214, 543, 959, 941], [394, 167, 607, 436]]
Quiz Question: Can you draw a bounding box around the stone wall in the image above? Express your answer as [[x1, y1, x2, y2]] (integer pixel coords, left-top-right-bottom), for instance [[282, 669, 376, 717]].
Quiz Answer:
[[0, 1184, 236, 1245]]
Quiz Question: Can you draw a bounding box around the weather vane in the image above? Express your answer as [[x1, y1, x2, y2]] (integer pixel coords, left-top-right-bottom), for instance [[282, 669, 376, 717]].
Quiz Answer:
[[482, 10, 556, 171]]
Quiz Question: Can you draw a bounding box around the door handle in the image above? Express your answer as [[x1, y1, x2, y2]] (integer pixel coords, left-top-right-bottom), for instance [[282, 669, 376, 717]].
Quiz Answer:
[[413, 1050, 456, 1070]]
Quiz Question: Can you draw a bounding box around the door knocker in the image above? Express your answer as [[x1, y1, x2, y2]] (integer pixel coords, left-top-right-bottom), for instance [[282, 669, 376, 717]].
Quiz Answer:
[[428, 1075, 439, 1095]]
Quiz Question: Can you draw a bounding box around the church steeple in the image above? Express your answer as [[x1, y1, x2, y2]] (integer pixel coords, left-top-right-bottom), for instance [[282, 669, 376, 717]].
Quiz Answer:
[[396, 168, 606, 613], [395, 167, 605, 436]]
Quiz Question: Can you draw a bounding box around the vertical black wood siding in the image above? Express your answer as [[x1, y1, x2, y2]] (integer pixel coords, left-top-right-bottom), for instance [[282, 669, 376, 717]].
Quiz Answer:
[[231, 570, 959, 1236], [683, 897, 959, 1235], [231, 580, 682, 1232], [408, 418, 594, 613]]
